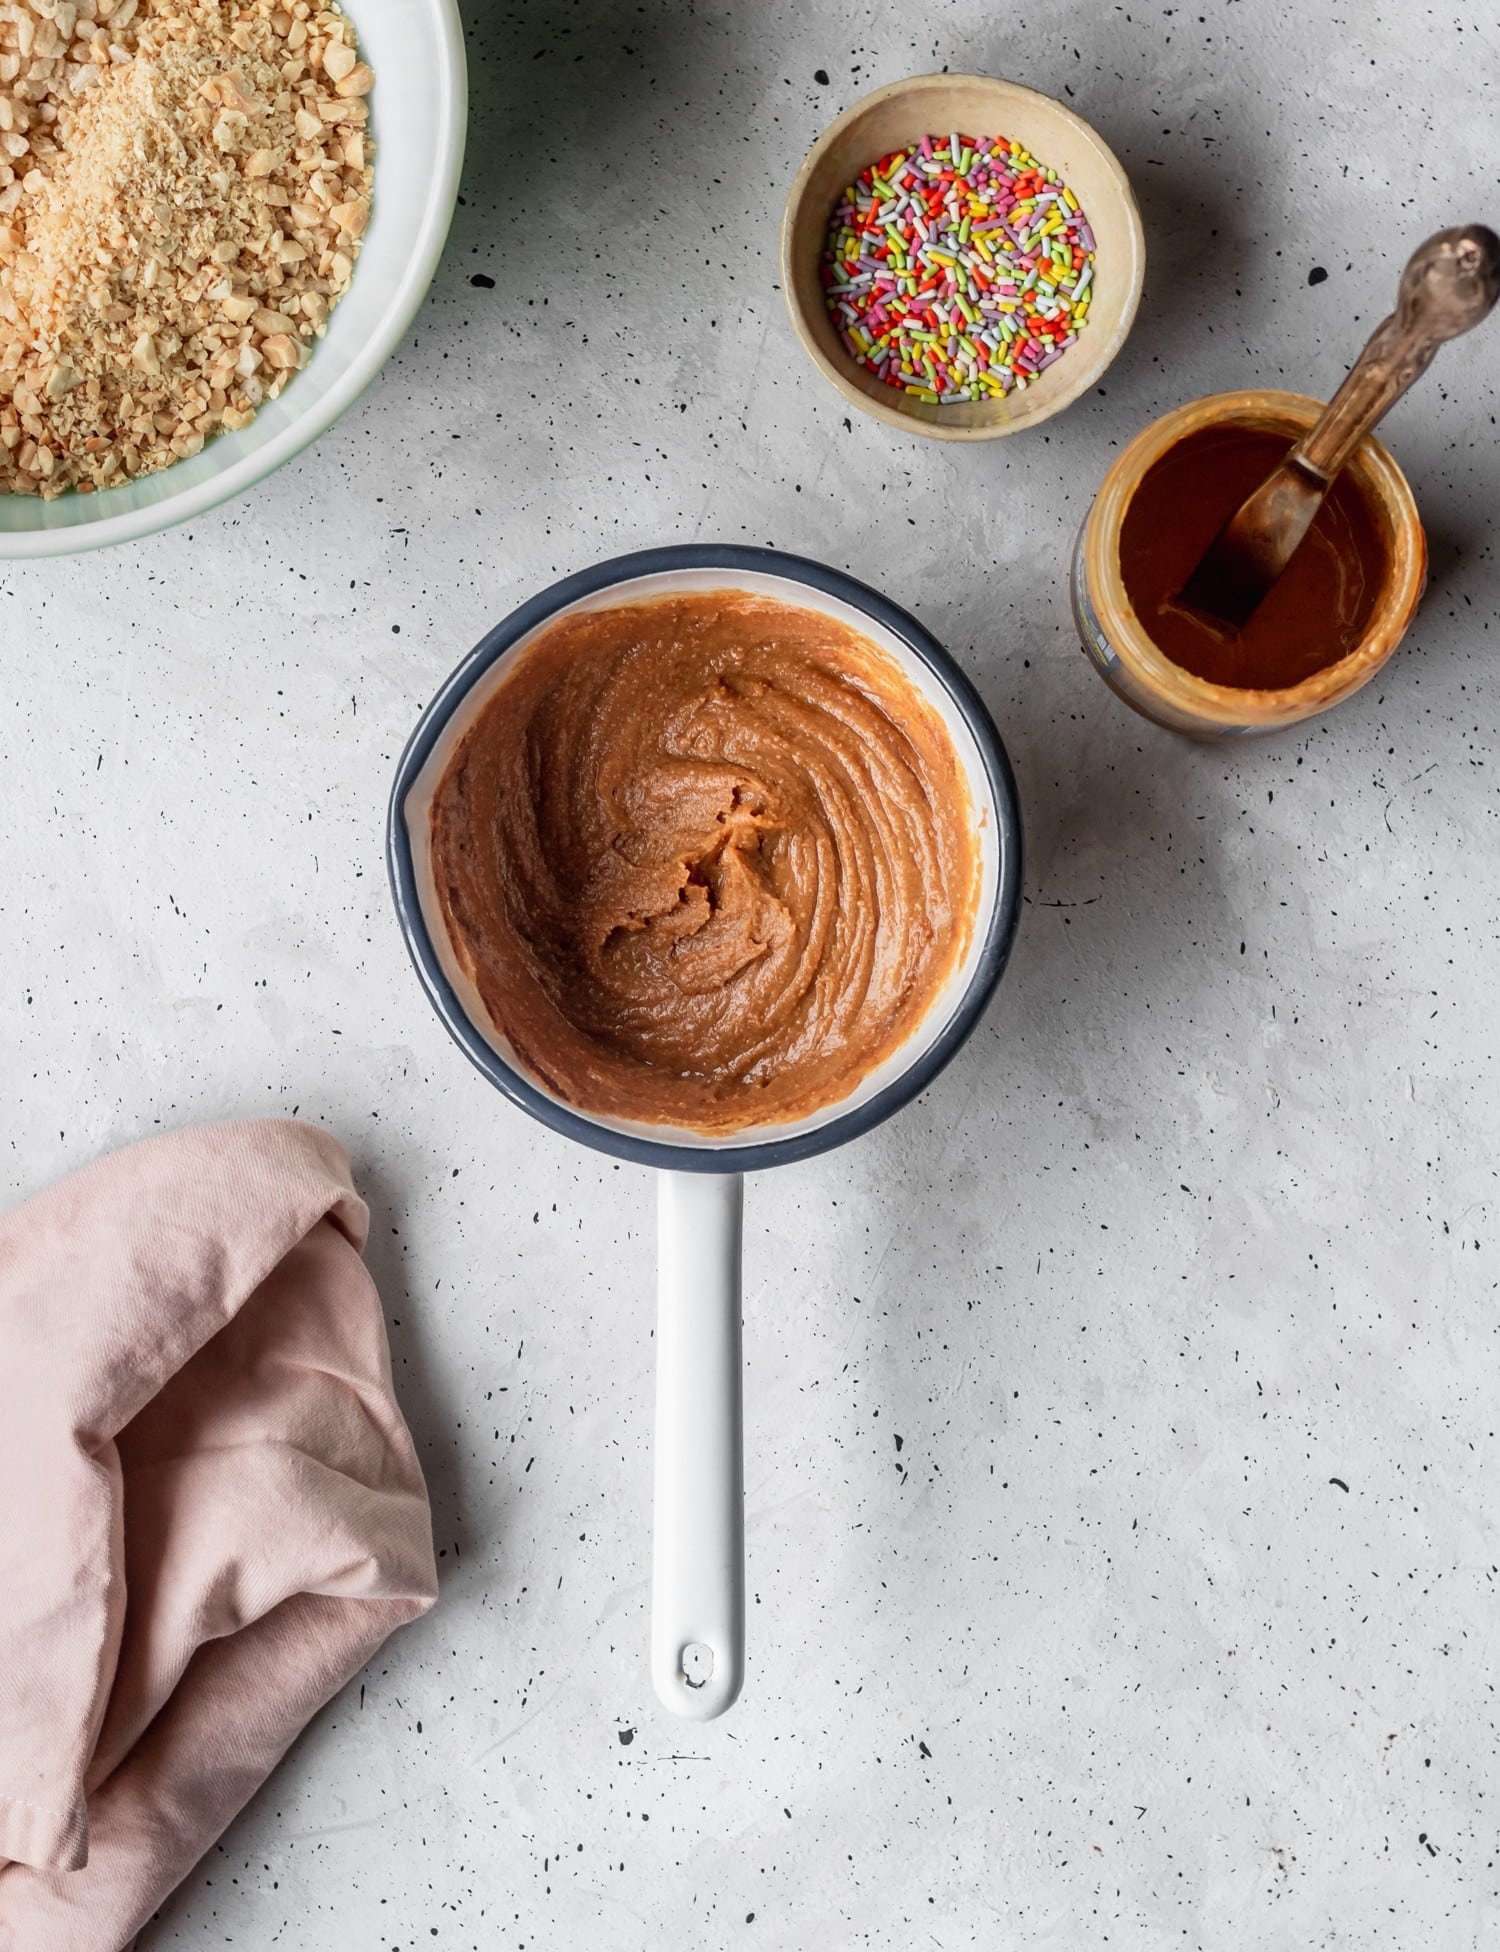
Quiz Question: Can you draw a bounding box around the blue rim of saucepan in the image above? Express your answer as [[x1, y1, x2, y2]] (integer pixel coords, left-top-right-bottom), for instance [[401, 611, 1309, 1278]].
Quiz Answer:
[[386, 544, 1024, 1174]]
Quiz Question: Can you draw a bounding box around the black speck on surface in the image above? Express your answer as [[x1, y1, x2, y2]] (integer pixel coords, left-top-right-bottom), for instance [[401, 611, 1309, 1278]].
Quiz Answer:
[[470, 272, 496, 289], [1308, 265, 1329, 285], [1329, 1477, 1349, 1491], [813, 68, 829, 84], [618, 1726, 635, 1746]]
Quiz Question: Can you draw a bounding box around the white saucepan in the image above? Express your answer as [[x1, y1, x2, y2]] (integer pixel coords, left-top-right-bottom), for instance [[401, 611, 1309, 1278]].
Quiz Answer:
[[388, 545, 1023, 1719]]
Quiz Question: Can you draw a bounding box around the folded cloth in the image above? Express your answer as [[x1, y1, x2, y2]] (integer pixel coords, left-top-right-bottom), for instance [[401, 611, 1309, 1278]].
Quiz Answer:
[[0, 1119, 438, 1951]]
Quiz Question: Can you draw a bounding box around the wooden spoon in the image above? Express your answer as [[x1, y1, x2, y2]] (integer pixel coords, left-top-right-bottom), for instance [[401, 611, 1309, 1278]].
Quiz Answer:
[[1179, 224, 1500, 631]]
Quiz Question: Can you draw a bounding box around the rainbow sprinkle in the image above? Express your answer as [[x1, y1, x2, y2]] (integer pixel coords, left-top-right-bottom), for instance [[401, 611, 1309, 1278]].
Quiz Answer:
[[821, 133, 1097, 404]]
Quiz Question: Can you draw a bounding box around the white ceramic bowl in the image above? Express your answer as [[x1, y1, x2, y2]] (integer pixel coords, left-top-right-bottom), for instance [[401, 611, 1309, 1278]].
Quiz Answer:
[[0, 0, 467, 559]]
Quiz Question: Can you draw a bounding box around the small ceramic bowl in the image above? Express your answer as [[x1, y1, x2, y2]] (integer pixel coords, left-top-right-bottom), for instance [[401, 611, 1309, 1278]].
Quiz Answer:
[[781, 73, 1145, 441], [0, 0, 466, 559]]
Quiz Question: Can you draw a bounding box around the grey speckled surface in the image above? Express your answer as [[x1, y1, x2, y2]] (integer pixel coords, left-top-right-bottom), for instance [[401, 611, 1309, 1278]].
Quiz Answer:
[[5, 0, 1500, 1946]]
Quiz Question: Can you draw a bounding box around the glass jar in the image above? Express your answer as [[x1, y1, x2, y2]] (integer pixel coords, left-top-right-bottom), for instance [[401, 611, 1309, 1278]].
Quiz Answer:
[[1071, 389, 1427, 738]]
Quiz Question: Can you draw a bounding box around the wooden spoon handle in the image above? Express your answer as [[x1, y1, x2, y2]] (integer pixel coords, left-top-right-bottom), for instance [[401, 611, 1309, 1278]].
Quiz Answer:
[[1292, 224, 1500, 485]]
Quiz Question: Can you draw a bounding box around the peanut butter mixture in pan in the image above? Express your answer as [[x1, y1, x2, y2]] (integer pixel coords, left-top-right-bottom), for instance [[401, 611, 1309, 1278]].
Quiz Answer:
[[431, 591, 980, 1134]]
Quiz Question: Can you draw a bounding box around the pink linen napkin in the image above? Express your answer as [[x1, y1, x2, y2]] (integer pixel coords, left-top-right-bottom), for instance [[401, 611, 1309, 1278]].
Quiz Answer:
[[0, 1119, 438, 1952]]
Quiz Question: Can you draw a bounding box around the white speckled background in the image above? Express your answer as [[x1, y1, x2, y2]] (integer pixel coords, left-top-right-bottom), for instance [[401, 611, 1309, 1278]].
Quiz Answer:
[[5, 0, 1500, 1945]]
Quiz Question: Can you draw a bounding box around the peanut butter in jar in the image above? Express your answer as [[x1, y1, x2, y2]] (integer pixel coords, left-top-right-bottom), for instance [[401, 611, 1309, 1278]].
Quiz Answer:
[[1071, 389, 1427, 738]]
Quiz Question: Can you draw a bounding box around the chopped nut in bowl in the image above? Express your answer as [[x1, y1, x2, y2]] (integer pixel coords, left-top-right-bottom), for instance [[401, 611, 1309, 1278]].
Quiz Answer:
[[0, 0, 465, 556]]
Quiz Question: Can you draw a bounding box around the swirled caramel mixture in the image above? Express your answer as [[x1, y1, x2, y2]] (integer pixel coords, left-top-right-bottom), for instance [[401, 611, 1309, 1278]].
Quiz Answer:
[[430, 591, 979, 1134]]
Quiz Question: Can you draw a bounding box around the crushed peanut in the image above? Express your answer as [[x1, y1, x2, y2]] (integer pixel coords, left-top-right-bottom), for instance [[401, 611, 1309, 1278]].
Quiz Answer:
[[0, 0, 374, 498]]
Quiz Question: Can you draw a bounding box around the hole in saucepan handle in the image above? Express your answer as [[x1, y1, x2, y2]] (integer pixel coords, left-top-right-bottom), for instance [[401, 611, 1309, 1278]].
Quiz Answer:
[[681, 1642, 715, 1689]]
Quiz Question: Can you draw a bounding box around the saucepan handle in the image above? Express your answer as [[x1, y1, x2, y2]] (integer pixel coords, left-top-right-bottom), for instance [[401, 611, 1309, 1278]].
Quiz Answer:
[[651, 1170, 745, 1720]]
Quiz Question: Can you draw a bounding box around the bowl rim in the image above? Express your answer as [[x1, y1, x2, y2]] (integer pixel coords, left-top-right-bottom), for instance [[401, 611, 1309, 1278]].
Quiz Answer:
[[386, 544, 1025, 1174], [0, 0, 468, 561], [779, 71, 1145, 442]]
